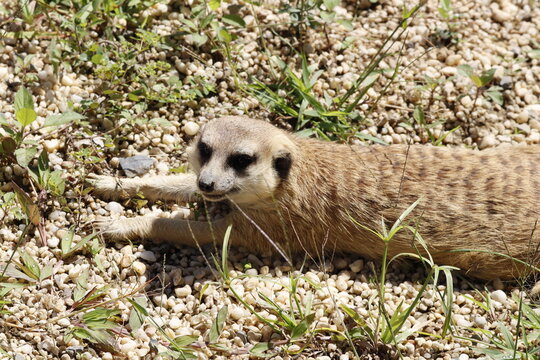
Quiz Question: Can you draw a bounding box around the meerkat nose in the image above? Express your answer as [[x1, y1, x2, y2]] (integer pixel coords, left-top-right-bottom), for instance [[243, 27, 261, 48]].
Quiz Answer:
[[198, 179, 215, 192]]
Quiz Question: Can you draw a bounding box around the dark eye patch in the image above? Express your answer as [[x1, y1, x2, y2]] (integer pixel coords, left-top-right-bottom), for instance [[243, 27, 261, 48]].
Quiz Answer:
[[198, 141, 212, 163], [228, 153, 257, 173]]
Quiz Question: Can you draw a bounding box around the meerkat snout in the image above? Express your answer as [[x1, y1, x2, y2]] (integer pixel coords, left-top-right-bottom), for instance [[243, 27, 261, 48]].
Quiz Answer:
[[187, 116, 297, 205]]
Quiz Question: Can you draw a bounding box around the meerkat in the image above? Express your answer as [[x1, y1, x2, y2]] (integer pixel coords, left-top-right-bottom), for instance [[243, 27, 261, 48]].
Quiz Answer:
[[89, 116, 540, 280]]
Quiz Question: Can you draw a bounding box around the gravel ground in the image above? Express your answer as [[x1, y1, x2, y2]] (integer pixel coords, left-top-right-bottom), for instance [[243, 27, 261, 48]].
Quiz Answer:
[[0, 0, 539, 359]]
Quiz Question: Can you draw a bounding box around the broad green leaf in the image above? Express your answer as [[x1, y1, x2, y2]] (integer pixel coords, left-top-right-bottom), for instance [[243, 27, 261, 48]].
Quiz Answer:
[[149, 117, 173, 128], [479, 68, 496, 86], [485, 90, 503, 105], [14, 87, 34, 111], [457, 64, 474, 78], [323, 0, 340, 11], [250, 342, 271, 357], [16, 108, 37, 127], [413, 106, 425, 124], [128, 296, 148, 333], [209, 305, 228, 343], [290, 313, 315, 341], [19, 251, 41, 280], [0, 282, 27, 297], [222, 14, 245, 28], [208, 0, 221, 11], [336, 19, 353, 30], [63, 232, 98, 257], [39, 264, 53, 281], [218, 29, 232, 43], [14, 146, 37, 168], [190, 34, 208, 46], [320, 11, 335, 23], [83, 307, 121, 324], [44, 111, 84, 127], [172, 335, 198, 347], [61, 228, 75, 255], [91, 53, 103, 65]]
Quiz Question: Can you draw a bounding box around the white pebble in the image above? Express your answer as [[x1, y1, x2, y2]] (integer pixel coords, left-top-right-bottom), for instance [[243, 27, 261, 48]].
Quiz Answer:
[[169, 316, 182, 330], [517, 111, 529, 124], [474, 315, 487, 327], [106, 201, 124, 214], [162, 134, 175, 145], [43, 139, 61, 153], [61, 74, 75, 86], [119, 338, 138, 353], [478, 134, 497, 149], [47, 236, 60, 248], [17, 344, 33, 354], [229, 304, 244, 321], [175, 285, 192, 297], [0, 66, 9, 80], [459, 354, 469, 360], [491, 289, 507, 303], [132, 261, 146, 275], [183, 121, 200, 136]]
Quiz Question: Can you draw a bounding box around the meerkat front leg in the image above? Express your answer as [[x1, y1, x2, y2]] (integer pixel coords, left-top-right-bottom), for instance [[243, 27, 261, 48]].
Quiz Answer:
[[98, 215, 229, 246], [87, 173, 199, 203]]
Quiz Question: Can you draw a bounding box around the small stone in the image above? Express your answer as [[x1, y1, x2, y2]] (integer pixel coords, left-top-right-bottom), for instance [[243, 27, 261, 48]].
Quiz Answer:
[[119, 339, 137, 353], [47, 236, 60, 248], [119, 155, 155, 177], [175, 285, 192, 297], [517, 111, 529, 124], [499, 76, 513, 90], [445, 54, 461, 66], [441, 66, 457, 76], [49, 210, 65, 222], [336, 278, 348, 292], [0, 66, 9, 80], [183, 121, 200, 136], [43, 139, 61, 152], [162, 134, 175, 145], [454, 314, 471, 327], [58, 318, 71, 327], [530, 281, 540, 297], [459, 354, 469, 360], [61, 74, 75, 86], [478, 134, 497, 149], [349, 259, 364, 273], [229, 304, 244, 321], [132, 261, 146, 275], [474, 315, 487, 327], [288, 344, 301, 353], [139, 251, 157, 262], [169, 316, 181, 330], [17, 344, 33, 354], [491, 289, 507, 303], [106, 201, 124, 214]]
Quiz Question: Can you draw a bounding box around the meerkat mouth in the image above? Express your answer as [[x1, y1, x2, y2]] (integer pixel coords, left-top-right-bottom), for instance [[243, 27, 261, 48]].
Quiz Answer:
[[201, 187, 239, 202]]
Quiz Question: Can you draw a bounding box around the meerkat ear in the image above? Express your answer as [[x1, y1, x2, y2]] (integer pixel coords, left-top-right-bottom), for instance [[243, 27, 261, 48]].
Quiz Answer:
[[273, 152, 292, 180]]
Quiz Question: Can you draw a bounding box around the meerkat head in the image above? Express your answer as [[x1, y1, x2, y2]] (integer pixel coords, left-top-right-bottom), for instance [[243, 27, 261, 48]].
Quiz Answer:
[[187, 116, 296, 205]]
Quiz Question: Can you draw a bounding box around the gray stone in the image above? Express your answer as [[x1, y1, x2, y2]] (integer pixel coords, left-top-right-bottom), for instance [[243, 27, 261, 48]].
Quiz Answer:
[[119, 155, 155, 177], [499, 76, 513, 90]]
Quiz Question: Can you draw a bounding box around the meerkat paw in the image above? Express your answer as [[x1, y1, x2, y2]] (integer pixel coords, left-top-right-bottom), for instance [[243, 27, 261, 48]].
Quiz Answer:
[[87, 174, 128, 200], [95, 216, 152, 242]]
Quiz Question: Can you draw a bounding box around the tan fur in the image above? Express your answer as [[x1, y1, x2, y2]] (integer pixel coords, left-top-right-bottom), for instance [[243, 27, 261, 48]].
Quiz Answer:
[[90, 116, 540, 280]]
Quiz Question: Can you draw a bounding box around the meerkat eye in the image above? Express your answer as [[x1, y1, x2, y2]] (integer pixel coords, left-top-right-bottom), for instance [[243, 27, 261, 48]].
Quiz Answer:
[[228, 154, 256, 172], [198, 141, 212, 163]]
